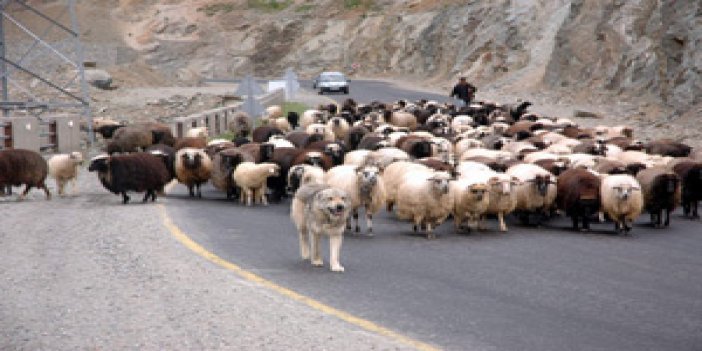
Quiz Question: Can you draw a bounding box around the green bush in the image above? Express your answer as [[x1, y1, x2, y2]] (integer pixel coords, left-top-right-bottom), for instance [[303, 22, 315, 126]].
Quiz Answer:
[[247, 0, 292, 11], [196, 3, 235, 17]]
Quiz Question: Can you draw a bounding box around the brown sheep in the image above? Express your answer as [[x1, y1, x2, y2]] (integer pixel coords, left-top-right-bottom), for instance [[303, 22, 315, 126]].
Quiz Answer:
[[672, 161, 702, 219], [239, 142, 275, 163], [107, 126, 154, 154], [556, 168, 602, 231], [252, 126, 284, 143], [636, 167, 681, 228], [0, 149, 51, 200], [174, 137, 207, 151], [645, 139, 692, 157]]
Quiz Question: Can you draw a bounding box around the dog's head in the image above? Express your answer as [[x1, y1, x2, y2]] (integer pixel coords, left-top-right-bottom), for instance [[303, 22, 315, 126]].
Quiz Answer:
[[314, 188, 351, 221]]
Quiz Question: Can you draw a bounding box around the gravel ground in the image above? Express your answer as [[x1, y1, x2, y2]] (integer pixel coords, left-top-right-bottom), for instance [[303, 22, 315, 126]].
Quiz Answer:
[[0, 166, 411, 350]]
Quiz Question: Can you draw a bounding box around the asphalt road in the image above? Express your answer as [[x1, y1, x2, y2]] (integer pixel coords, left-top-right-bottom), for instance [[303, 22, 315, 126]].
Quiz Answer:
[[164, 82, 702, 351], [300, 79, 453, 105]]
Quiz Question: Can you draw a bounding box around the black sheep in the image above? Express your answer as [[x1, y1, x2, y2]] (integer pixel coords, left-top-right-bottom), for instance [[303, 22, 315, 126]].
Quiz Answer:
[[556, 168, 601, 231], [637, 167, 681, 228], [0, 149, 51, 200], [88, 153, 171, 204], [252, 126, 283, 143], [673, 161, 702, 219]]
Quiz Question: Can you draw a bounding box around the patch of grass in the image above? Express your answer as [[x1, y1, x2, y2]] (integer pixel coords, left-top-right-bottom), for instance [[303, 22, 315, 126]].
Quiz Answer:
[[295, 3, 316, 12], [197, 3, 235, 17], [344, 0, 374, 10], [210, 131, 235, 141], [283, 101, 308, 116], [247, 0, 292, 11]]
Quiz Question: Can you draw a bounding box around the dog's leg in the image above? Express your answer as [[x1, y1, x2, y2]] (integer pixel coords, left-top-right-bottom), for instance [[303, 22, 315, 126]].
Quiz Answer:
[[310, 230, 323, 267], [329, 233, 344, 272], [298, 226, 310, 260]]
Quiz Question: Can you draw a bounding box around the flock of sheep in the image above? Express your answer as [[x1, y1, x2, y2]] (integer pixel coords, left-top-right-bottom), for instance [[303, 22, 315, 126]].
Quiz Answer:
[[1, 97, 701, 242]]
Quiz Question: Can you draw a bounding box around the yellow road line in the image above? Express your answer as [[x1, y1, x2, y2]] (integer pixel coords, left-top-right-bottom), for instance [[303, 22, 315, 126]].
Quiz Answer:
[[157, 204, 440, 351]]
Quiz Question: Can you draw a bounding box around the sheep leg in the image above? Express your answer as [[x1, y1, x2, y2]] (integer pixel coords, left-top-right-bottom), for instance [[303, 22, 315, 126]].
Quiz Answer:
[[17, 185, 33, 201], [40, 182, 51, 200], [346, 217, 352, 231], [387, 201, 394, 212], [425, 223, 435, 240], [498, 212, 508, 232], [151, 190, 157, 202], [121, 192, 130, 204], [56, 180, 65, 196], [261, 187, 269, 206], [664, 209, 671, 227], [188, 185, 195, 197], [246, 189, 253, 206], [329, 234, 344, 272], [71, 178, 78, 195], [683, 202, 691, 217], [196, 183, 202, 198], [310, 231, 323, 266], [353, 210, 360, 233], [142, 191, 151, 203], [366, 211, 374, 236], [571, 216, 579, 231], [582, 214, 591, 232], [693, 201, 699, 219]]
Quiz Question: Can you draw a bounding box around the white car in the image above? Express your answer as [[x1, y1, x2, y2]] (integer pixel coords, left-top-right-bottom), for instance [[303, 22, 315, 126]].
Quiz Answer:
[[312, 72, 349, 95]]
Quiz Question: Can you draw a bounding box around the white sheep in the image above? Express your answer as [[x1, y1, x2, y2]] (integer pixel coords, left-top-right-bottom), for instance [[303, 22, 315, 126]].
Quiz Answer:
[[265, 105, 283, 120], [390, 111, 417, 130], [232, 162, 280, 206], [368, 147, 410, 169], [344, 150, 372, 166], [523, 151, 561, 164], [306, 123, 335, 142], [382, 161, 432, 211], [600, 174, 643, 234], [481, 172, 521, 232], [300, 109, 327, 129], [506, 163, 557, 225], [453, 138, 484, 158], [269, 117, 292, 133], [456, 161, 492, 175], [388, 131, 409, 146], [543, 143, 574, 155], [186, 126, 208, 138], [267, 137, 295, 149], [395, 170, 454, 239], [451, 115, 474, 132], [459, 148, 512, 162], [325, 164, 386, 235], [326, 116, 350, 140], [451, 177, 490, 233], [47, 151, 84, 196]]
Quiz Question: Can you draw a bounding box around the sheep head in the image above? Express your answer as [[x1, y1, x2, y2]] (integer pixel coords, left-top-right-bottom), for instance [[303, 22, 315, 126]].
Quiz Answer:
[[467, 183, 489, 201], [181, 150, 202, 170], [429, 172, 451, 195], [88, 154, 110, 172], [529, 174, 554, 196], [612, 183, 641, 201]]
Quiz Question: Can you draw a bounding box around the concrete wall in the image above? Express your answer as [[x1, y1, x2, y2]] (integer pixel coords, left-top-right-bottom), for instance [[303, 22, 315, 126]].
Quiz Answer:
[[170, 88, 285, 138], [0, 116, 82, 153]]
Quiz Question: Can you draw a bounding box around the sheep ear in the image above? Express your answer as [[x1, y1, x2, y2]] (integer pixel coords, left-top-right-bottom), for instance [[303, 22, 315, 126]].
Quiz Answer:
[[488, 176, 500, 185]]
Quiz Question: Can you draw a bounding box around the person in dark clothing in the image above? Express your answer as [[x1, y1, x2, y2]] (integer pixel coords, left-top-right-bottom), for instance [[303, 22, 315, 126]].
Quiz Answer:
[[450, 77, 476, 105]]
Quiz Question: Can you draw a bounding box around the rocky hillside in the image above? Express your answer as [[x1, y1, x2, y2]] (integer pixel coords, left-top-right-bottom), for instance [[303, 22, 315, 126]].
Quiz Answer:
[[8, 0, 702, 119]]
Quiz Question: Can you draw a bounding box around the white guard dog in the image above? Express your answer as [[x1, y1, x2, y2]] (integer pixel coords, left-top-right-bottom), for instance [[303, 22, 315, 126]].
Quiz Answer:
[[291, 184, 352, 272]]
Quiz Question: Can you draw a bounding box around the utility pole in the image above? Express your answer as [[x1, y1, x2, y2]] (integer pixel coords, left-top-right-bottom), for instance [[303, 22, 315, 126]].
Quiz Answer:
[[0, 3, 8, 117]]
